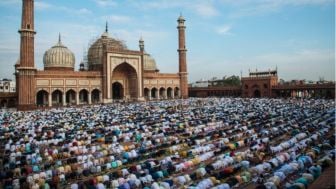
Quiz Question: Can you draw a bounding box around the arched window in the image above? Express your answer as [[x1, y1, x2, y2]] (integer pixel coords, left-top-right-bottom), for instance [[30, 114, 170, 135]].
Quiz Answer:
[[91, 89, 101, 103], [36, 90, 49, 106], [79, 89, 89, 104]]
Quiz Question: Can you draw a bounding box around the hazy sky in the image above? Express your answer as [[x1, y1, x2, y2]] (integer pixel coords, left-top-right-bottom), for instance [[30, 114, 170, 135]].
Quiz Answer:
[[0, 0, 334, 82]]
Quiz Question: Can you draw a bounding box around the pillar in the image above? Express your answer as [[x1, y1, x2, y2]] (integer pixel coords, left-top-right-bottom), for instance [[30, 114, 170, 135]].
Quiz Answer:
[[164, 90, 167, 99], [99, 92, 102, 103], [76, 91, 80, 105], [62, 92, 66, 106], [149, 89, 152, 100], [88, 92, 92, 105], [48, 93, 52, 107]]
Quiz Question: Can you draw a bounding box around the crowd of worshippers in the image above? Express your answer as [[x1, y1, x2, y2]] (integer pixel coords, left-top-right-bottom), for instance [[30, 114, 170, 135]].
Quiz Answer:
[[0, 98, 335, 189]]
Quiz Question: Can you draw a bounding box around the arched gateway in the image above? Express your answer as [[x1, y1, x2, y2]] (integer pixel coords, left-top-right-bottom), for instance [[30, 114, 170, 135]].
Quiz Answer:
[[111, 62, 138, 100], [254, 90, 261, 98], [112, 82, 123, 99]]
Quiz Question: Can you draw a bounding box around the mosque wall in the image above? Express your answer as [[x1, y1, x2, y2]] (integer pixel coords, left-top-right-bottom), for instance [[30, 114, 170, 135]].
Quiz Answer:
[[142, 72, 181, 99], [33, 71, 103, 106], [35, 78, 102, 93], [143, 79, 180, 89]]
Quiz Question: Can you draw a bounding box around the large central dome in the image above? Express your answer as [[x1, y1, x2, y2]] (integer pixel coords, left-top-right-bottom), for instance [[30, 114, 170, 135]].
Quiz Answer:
[[87, 24, 127, 70]]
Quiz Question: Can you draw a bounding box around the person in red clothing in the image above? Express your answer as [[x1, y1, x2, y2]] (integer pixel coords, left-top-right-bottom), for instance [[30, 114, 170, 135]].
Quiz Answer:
[[25, 165, 33, 175], [51, 175, 60, 188]]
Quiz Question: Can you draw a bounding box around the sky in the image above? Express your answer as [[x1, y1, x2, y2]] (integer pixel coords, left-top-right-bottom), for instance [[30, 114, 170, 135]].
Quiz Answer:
[[0, 0, 334, 82]]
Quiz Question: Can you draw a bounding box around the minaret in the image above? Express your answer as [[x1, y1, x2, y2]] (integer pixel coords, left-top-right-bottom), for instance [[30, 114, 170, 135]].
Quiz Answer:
[[16, 0, 36, 110], [177, 14, 188, 98]]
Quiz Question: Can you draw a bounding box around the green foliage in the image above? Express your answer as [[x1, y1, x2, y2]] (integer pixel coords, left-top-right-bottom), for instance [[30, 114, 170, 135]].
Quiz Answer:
[[211, 75, 241, 86]]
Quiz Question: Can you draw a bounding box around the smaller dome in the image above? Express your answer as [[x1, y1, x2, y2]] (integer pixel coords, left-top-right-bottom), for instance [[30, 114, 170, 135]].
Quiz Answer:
[[43, 34, 75, 70], [143, 54, 158, 71]]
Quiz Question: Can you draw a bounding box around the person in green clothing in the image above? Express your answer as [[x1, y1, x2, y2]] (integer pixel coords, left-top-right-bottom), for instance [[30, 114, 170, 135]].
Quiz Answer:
[[136, 134, 142, 143], [43, 182, 50, 189], [295, 177, 308, 188]]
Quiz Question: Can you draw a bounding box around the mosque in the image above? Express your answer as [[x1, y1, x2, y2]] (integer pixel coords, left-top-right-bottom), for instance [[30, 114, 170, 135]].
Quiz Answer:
[[15, 0, 188, 110]]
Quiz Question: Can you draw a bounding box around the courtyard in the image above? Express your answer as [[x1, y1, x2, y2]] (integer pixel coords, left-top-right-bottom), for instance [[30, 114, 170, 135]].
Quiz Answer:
[[0, 98, 335, 189]]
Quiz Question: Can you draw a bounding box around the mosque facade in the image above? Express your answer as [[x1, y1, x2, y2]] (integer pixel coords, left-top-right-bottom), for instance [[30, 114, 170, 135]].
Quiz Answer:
[[15, 0, 188, 110]]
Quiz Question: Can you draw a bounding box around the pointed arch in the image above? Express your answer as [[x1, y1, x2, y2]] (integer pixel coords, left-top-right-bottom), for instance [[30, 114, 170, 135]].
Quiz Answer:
[[112, 62, 138, 99], [91, 89, 101, 103], [66, 89, 76, 105], [52, 90, 63, 106], [254, 90, 261, 98], [112, 82, 123, 99], [0, 99, 8, 108], [79, 89, 89, 104], [151, 87, 158, 99], [36, 90, 49, 106], [144, 88, 150, 100], [167, 87, 173, 99], [159, 87, 166, 99]]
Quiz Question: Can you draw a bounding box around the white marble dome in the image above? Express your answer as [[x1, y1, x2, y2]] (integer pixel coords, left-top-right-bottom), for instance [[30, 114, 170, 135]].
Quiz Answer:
[[43, 34, 75, 70]]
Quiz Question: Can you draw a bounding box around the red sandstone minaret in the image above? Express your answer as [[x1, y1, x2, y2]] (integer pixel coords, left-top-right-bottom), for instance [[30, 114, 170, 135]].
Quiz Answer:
[[177, 14, 188, 99], [16, 0, 36, 110]]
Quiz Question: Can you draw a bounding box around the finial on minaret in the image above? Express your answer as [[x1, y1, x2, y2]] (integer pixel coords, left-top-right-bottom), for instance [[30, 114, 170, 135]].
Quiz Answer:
[[139, 36, 144, 52], [177, 12, 185, 27], [105, 21, 108, 33]]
